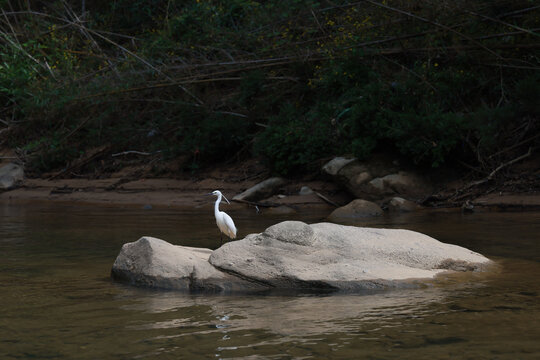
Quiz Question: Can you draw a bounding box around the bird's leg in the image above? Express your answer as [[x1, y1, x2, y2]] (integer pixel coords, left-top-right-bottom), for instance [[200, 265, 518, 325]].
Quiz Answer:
[[220, 233, 223, 247]]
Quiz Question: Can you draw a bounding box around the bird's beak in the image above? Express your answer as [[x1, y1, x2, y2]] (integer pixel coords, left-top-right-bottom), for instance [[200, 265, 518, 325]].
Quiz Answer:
[[206, 192, 213, 196], [222, 194, 231, 204]]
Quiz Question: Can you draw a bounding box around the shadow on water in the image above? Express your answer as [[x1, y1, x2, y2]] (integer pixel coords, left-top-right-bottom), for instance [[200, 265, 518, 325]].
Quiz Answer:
[[1, 202, 539, 359]]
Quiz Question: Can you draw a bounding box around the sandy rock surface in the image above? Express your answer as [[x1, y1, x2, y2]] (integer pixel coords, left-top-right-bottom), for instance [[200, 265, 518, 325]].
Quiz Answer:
[[209, 221, 491, 291]]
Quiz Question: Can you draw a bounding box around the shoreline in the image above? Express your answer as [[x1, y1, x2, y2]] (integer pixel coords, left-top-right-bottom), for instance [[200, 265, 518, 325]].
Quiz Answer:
[[0, 177, 341, 211], [2, 177, 540, 212]]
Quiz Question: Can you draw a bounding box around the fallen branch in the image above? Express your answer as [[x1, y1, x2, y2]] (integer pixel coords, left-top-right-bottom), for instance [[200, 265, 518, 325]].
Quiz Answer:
[[488, 133, 540, 159], [487, 147, 532, 180], [459, 147, 533, 191], [315, 191, 341, 207], [365, 0, 504, 60], [112, 150, 161, 157], [231, 198, 281, 208], [48, 144, 110, 179]]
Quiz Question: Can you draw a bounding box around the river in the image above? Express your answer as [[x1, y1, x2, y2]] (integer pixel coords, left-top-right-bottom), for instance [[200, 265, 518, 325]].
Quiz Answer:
[[1, 202, 539, 359]]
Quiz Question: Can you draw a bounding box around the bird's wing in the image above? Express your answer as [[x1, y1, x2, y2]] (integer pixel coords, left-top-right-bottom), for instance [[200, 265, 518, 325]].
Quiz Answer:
[[221, 212, 237, 239]]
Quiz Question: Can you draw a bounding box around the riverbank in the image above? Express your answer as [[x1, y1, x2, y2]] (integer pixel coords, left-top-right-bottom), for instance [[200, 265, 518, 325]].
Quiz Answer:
[[0, 176, 344, 210], [2, 165, 539, 213]]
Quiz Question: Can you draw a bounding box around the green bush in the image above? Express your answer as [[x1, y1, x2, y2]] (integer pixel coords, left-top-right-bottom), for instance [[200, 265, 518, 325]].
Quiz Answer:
[[255, 103, 343, 175], [1, 0, 538, 177]]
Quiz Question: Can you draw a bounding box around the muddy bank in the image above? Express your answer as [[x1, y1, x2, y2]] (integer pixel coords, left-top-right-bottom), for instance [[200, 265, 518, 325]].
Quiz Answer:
[[0, 176, 348, 211], [2, 175, 540, 213]]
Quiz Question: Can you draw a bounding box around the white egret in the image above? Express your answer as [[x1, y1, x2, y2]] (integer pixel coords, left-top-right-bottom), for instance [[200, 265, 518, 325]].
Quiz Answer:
[[209, 190, 237, 246]]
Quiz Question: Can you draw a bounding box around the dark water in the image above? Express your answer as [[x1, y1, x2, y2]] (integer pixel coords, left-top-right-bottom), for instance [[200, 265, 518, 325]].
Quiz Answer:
[[1, 202, 539, 359]]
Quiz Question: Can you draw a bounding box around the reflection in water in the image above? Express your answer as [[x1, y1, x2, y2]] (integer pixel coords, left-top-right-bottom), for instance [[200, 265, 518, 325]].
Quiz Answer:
[[0, 203, 539, 359], [125, 287, 448, 336]]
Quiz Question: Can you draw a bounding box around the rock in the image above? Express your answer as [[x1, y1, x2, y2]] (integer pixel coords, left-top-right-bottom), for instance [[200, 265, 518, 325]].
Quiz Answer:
[[233, 177, 287, 202], [322, 155, 432, 201], [0, 163, 24, 190], [299, 186, 314, 195], [336, 162, 373, 194], [462, 200, 475, 213], [388, 197, 421, 212], [323, 155, 405, 199], [111, 236, 265, 292], [327, 199, 383, 222], [209, 221, 491, 291], [112, 222, 491, 292], [367, 171, 430, 198], [322, 157, 356, 176]]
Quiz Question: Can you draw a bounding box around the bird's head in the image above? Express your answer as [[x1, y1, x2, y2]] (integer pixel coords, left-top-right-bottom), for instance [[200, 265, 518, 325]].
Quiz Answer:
[[208, 190, 230, 204]]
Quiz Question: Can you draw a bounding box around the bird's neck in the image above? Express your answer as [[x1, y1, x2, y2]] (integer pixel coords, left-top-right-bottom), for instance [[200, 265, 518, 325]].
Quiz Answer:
[[214, 194, 221, 216]]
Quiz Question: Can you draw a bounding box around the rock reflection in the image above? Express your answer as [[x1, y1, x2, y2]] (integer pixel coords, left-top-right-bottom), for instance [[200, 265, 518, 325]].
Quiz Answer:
[[123, 287, 451, 337]]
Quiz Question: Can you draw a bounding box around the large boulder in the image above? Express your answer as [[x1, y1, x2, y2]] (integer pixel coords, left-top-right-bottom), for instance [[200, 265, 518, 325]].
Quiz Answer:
[[111, 236, 265, 292], [233, 177, 287, 202], [0, 163, 24, 190], [209, 221, 491, 291], [366, 171, 431, 199], [327, 199, 383, 222], [111, 222, 491, 292]]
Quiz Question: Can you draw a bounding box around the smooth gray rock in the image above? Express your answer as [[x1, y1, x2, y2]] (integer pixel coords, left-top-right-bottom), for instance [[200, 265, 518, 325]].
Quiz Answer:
[[323, 156, 432, 201], [322, 157, 356, 176], [327, 199, 383, 222], [111, 236, 265, 292], [324, 156, 402, 199], [367, 171, 431, 198], [209, 221, 491, 291], [111, 222, 491, 292], [334, 161, 373, 193], [233, 177, 287, 202], [388, 197, 421, 212], [0, 163, 24, 190], [298, 186, 314, 195]]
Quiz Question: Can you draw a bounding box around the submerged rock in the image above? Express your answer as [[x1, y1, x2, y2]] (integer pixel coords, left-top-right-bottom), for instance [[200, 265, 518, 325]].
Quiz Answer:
[[112, 222, 491, 293], [0, 163, 24, 190]]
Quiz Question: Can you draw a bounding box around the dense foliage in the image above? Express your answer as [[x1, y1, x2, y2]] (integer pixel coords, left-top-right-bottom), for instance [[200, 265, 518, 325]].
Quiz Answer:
[[0, 0, 538, 176]]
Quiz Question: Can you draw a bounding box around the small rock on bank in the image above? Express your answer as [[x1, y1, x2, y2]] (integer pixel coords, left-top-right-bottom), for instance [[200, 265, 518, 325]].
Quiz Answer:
[[0, 163, 24, 190]]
